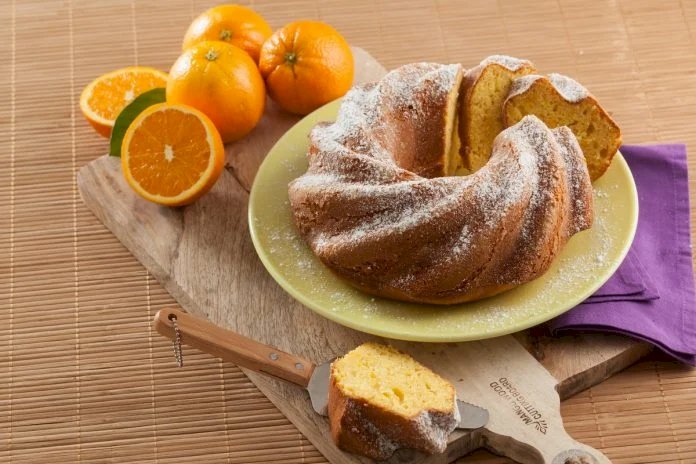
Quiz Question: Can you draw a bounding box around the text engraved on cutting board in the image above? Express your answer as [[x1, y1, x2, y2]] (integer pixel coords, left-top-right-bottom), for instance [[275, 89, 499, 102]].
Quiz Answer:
[[489, 377, 548, 434]]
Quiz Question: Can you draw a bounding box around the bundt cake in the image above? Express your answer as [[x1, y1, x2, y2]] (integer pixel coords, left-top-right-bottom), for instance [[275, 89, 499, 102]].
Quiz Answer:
[[459, 55, 537, 172], [503, 73, 622, 181], [288, 62, 594, 305], [328, 343, 459, 460], [309, 62, 464, 179]]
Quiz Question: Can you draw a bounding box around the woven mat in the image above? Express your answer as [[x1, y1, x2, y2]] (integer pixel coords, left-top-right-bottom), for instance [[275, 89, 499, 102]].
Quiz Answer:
[[2, 0, 696, 462]]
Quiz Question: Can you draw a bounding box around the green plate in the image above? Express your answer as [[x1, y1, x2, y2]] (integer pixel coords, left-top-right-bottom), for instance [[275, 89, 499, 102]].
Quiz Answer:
[[248, 100, 638, 342]]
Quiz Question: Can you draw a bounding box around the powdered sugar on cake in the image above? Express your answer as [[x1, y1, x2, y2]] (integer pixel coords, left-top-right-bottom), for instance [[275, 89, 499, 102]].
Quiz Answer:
[[509, 73, 589, 103], [341, 401, 457, 459], [548, 73, 589, 103], [383, 62, 460, 110], [288, 62, 594, 304], [508, 74, 544, 99], [481, 54, 532, 71], [310, 63, 460, 161]]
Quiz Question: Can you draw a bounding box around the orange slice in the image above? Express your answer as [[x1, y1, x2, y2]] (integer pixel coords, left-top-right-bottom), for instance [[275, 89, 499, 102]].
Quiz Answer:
[[80, 66, 168, 137], [121, 103, 225, 206]]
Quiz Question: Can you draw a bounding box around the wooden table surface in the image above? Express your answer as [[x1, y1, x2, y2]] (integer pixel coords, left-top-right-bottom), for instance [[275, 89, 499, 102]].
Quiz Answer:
[[2, 1, 696, 463]]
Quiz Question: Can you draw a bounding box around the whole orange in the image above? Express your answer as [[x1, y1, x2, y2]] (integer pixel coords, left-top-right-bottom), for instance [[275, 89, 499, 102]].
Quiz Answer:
[[259, 20, 354, 115], [167, 41, 266, 143], [182, 4, 272, 63]]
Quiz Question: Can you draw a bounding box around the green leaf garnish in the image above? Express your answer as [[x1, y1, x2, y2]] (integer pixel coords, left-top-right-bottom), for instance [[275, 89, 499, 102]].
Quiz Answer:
[[109, 87, 166, 157]]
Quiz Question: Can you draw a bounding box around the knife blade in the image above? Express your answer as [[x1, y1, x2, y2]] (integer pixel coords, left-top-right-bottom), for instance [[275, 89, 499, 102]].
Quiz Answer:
[[456, 400, 489, 429], [154, 308, 489, 430]]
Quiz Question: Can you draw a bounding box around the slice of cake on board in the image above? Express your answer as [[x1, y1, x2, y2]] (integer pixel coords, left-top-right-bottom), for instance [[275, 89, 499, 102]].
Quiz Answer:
[[328, 343, 459, 460]]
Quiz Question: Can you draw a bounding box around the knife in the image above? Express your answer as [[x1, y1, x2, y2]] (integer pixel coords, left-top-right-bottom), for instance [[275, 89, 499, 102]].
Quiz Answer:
[[153, 308, 489, 430]]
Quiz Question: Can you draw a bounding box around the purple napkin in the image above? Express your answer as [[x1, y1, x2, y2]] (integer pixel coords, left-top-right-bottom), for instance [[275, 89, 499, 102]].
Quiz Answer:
[[582, 250, 660, 304], [550, 144, 696, 365]]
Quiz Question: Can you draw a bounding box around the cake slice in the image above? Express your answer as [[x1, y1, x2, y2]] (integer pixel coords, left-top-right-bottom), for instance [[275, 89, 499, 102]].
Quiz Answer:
[[328, 343, 458, 460], [503, 73, 621, 180], [459, 55, 537, 172]]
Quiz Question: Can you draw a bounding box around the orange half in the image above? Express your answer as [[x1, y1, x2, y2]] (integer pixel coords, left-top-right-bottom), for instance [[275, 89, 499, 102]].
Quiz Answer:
[[121, 103, 225, 206], [80, 66, 168, 137]]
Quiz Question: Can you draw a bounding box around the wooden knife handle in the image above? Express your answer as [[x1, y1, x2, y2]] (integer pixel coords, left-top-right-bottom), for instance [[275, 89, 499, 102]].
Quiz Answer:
[[153, 308, 316, 388]]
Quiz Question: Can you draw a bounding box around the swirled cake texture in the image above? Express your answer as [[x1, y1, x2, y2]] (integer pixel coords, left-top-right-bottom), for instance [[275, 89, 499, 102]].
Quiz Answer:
[[288, 62, 594, 304]]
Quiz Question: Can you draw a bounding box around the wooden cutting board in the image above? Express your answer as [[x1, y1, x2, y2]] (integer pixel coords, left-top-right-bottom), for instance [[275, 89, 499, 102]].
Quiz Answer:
[[77, 47, 650, 463]]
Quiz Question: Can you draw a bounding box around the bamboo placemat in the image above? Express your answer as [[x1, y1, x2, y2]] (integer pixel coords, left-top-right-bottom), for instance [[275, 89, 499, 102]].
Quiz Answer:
[[2, 0, 696, 463]]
